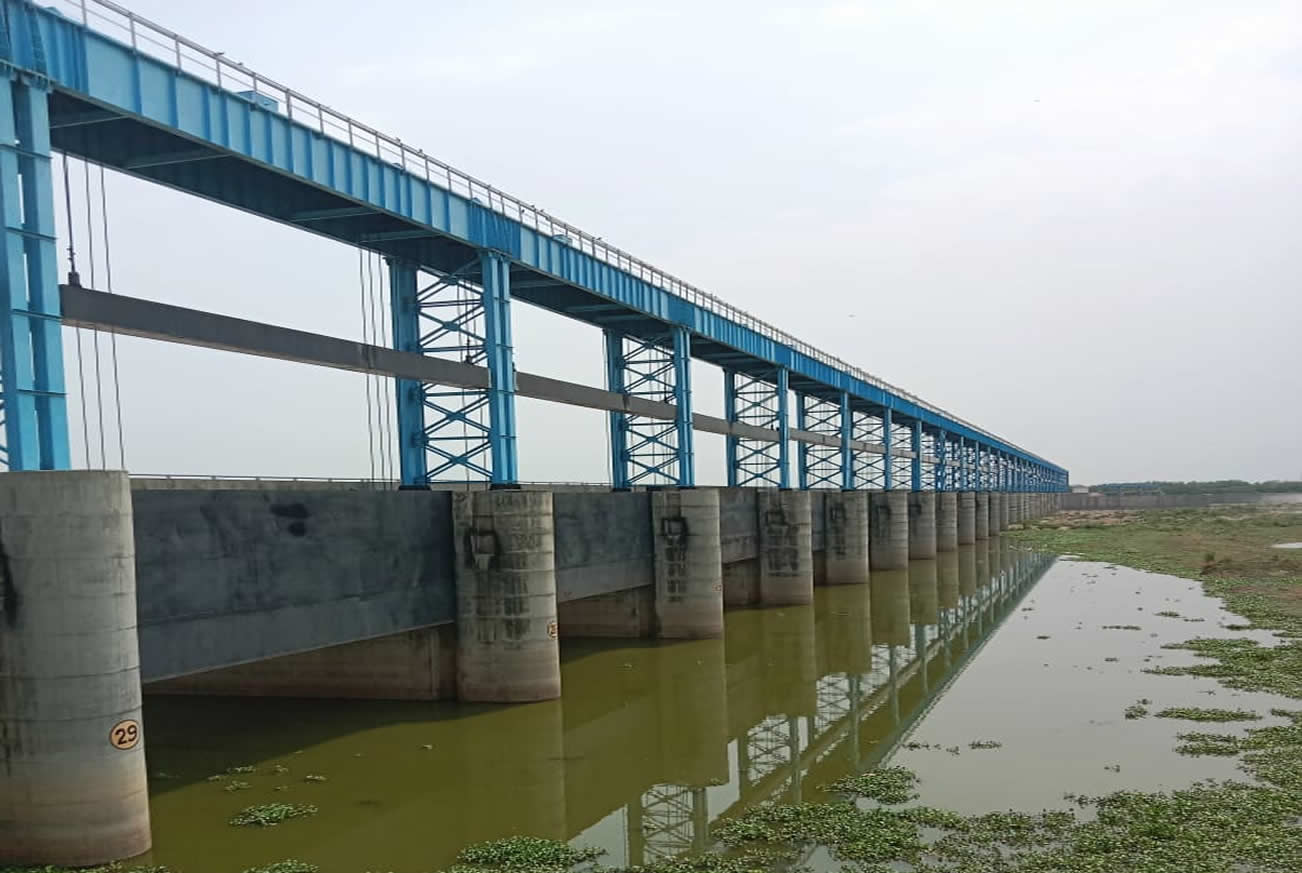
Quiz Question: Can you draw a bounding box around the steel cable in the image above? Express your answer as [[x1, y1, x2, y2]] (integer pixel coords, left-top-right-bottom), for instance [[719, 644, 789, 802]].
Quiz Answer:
[[99, 164, 126, 469], [60, 153, 91, 469], [358, 248, 376, 484]]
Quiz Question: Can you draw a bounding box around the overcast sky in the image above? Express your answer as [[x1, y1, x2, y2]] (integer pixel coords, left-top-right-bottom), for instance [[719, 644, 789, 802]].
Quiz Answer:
[[52, 0, 1302, 485]]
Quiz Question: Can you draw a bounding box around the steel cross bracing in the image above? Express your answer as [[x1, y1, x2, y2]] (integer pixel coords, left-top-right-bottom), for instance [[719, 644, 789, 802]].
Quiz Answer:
[[724, 368, 789, 488], [797, 393, 844, 490], [388, 254, 517, 484], [853, 410, 885, 489], [606, 326, 693, 488], [889, 418, 912, 490], [3, 0, 1069, 487], [638, 784, 705, 862]]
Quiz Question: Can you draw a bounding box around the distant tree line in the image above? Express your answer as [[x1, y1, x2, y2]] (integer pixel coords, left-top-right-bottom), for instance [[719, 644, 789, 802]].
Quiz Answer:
[[1089, 480, 1302, 495]]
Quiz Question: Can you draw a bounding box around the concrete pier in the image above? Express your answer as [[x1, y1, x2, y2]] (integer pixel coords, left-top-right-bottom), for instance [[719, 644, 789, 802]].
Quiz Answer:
[[822, 490, 871, 585], [453, 490, 561, 702], [974, 492, 990, 540], [957, 491, 976, 545], [0, 471, 151, 866], [936, 491, 958, 552], [907, 492, 937, 559], [758, 490, 814, 606], [868, 491, 909, 570], [996, 492, 1010, 532], [1006, 493, 1019, 527], [651, 489, 724, 638], [908, 559, 940, 627], [869, 568, 911, 646]]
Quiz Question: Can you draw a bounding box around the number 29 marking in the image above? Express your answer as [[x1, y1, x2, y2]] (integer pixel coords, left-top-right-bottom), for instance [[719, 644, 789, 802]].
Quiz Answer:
[[110, 719, 140, 751]]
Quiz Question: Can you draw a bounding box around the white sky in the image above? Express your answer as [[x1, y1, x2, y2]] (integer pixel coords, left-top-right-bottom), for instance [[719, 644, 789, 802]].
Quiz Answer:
[[53, 0, 1302, 485]]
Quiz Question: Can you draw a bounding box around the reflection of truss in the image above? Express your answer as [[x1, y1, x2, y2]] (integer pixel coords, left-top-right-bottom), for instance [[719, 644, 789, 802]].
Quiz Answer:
[[745, 715, 795, 785], [814, 674, 852, 734], [639, 784, 704, 862]]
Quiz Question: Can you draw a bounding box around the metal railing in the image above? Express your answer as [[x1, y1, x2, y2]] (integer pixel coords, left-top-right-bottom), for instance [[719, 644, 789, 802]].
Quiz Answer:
[[51, 0, 1054, 469]]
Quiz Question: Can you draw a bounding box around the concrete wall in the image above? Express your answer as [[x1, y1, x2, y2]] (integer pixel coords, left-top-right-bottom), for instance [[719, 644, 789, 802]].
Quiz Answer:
[[553, 491, 653, 600], [719, 488, 759, 563], [133, 489, 455, 682]]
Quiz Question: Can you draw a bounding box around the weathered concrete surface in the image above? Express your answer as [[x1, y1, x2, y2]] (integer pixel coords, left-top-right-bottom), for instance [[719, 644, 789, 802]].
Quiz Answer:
[[651, 489, 724, 638], [453, 490, 560, 702], [146, 625, 457, 699], [0, 471, 150, 866], [907, 492, 937, 559], [553, 491, 652, 601], [132, 488, 454, 681], [758, 490, 814, 606], [719, 488, 759, 564], [556, 587, 655, 638], [958, 491, 976, 545], [869, 491, 909, 570], [722, 558, 760, 607], [936, 491, 958, 552], [974, 492, 989, 540], [823, 491, 870, 585]]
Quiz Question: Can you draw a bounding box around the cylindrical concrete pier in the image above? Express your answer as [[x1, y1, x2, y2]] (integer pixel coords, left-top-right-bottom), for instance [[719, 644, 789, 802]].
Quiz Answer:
[[957, 491, 976, 545], [0, 471, 151, 866], [936, 491, 958, 552], [651, 489, 724, 638], [453, 489, 561, 702], [823, 490, 870, 585], [1006, 492, 1018, 527], [907, 491, 937, 559], [868, 491, 909, 570], [758, 490, 814, 606], [974, 492, 989, 540]]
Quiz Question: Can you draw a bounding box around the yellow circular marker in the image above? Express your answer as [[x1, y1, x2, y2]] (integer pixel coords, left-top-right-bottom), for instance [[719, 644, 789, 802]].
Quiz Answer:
[[110, 719, 141, 751]]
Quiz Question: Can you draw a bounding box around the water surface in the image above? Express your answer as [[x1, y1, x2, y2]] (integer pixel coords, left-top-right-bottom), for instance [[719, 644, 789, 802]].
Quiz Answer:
[[137, 540, 1287, 871]]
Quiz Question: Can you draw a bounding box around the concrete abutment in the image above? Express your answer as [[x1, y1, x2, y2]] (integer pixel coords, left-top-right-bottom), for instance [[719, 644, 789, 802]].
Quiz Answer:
[[869, 491, 909, 570], [758, 490, 814, 605]]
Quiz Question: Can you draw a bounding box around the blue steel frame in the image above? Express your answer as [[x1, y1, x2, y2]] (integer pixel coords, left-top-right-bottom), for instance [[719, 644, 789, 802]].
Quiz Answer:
[[4, 1, 1068, 489], [724, 367, 789, 488], [386, 253, 518, 485], [0, 68, 69, 471], [910, 420, 923, 491], [851, 409, 882, 489], [606, 325, 694, 488], [796, 393, 843, 490]]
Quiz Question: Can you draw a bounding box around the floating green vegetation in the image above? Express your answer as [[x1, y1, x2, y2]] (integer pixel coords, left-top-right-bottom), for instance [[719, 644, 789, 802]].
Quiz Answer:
[[451, 837, 603, 872], [303, 774, 327, 783], [1124, 702, 1150, 719], [270, 764, 290, 775], [1155, 706, 1263, 722], [223, 780, 252, 792], [241, 862, 318, 873], [821, 766, 918, 804], [1035, 634, 1051, 640], [229, 803, 318, 827], [1155, 609, 1182, 617], [1101, 624, 1143, 630], [0, 866, 176, 873], [227, 765, 256, 774], [1104, 656, 1120, 662], [968, 739, 1003, 749], [204, 774, 226, 783]]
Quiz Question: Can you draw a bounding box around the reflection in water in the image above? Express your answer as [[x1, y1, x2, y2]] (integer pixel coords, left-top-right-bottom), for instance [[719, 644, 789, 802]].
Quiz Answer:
[[140, 545, 1055, 873]]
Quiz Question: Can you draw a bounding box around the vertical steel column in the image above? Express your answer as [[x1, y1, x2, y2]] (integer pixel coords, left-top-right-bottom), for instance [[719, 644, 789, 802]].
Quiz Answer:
[[882, 408, 893, 490], [387, 258, 426, 485], [935, 429, 948, 490], [910, 420, 922, 491], [0, 75, 68, 471], [671, 326, 694, 487], [606, 328, 631, 489], [480, 251, 518, 485], [777, 367, 790, 489], [974, 443, 984, 491], [796, 392, 809, 491], [839, 391, 852, 490], [958, 436, 967, 489]]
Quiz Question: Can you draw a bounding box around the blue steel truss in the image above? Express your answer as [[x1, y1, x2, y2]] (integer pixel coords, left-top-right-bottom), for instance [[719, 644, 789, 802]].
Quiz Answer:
[[852, 410, 885, 489], [889, 415, 911, 490], [1, 0, 1069, 489], [606, 326, 693, 488], [796, 393, 843, 490], [724, 367, 789, 488], [388, 253, 518, 485], [0, 68, 68, 472]]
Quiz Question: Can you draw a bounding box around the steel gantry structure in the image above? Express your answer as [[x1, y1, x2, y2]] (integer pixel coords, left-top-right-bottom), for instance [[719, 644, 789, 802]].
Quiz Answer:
[[0, 0, 1068, 491]]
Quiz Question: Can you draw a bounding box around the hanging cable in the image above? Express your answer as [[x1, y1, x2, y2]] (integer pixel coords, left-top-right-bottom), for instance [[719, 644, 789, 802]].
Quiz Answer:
[[365, 252, 389, 483], [82, 158, 106, 468], [358, 248, 377, 484], [61, 153, 91, 469], [99, 164, 126, 470]]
